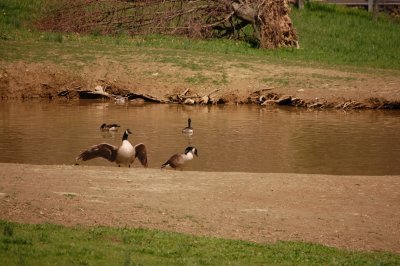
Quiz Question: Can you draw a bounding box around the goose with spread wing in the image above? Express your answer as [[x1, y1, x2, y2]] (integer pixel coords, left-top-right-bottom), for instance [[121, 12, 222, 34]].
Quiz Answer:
[[76, 129, 148, 168]]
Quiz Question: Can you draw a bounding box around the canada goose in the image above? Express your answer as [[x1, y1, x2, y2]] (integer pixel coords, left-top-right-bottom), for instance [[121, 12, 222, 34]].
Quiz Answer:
[[76, 129, 148, 168], [100, 123, 120, 131], [161, 146, 198, 170], [182, 118, 194, 135]]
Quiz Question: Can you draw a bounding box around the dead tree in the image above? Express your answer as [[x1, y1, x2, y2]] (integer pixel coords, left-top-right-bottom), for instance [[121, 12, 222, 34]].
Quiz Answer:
[[38, 0, 299, 49]]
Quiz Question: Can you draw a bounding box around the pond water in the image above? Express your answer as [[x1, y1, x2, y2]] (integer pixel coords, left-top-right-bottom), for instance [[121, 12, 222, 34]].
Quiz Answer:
[[0, 101, 399, 175]]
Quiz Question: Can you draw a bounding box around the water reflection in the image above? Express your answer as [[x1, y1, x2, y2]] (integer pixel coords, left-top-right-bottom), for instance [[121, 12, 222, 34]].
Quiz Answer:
[[0, 100, 399, 175]]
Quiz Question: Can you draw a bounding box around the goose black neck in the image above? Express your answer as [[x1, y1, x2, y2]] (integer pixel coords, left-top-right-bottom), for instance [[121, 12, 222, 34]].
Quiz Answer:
[[122, 131, 129, 141], [188, 119, 191, 127]]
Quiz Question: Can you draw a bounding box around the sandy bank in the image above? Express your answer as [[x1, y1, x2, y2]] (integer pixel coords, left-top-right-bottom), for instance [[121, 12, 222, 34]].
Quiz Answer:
[[0, 163, 399, 253], [2, 60, 400, 109]]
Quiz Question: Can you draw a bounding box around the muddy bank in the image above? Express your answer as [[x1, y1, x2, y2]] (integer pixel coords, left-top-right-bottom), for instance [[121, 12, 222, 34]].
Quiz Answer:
[[1, 61, 400, 109], [0, 163, 399, 253]]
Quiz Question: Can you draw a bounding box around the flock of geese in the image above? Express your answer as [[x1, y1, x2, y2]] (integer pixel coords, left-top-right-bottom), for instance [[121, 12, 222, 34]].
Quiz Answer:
[[75, 118, 198, 170]]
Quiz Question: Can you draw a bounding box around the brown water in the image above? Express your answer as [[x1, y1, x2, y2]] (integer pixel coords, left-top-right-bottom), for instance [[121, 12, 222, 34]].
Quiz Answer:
[[0, 101, 399, 175]]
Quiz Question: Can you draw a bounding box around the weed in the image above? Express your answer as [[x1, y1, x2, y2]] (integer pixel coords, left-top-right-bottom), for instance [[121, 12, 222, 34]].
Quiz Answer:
[[3, 223, 13, 237], [41, 32, 63, 43], [184, 74, 210, 85]]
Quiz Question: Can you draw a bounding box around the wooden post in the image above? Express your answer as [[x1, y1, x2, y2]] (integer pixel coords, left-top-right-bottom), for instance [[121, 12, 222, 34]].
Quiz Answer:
[[373, 0, 379, 20], [368, 0, 373, 12], [298, 0, 304, 9]]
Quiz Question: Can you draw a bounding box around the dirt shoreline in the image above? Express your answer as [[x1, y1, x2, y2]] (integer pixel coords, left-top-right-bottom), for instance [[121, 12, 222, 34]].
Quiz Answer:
[[1, 163, 399, 253], [1, 61, 400, 109]]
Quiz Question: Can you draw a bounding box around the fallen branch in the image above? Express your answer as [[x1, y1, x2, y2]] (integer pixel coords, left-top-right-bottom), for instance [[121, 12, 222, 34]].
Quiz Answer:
[[77, 90, 114, 100], [206, 88, 220, 97], [126, 92, 166, 103]]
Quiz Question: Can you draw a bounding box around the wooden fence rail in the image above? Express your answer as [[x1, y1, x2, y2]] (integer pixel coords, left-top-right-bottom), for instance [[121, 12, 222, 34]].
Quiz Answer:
[[295, 0, 400, 11]]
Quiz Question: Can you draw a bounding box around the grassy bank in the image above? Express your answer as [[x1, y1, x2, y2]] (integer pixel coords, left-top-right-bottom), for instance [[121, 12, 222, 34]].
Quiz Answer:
[[1, 221, 399, 265], [1, 0, 400, 70]]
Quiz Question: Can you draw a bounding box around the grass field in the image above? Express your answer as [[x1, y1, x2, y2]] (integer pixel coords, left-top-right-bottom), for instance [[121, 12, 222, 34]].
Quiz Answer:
[[1, 221, 399, 265], [1, 0, 400, 70]]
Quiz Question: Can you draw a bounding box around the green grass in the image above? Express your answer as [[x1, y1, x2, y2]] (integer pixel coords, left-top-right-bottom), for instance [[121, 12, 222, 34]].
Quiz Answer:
[[0, 221, 399, 265], [0, 0, 44, 40], [1, 0, 400, 71], [0, 0, 42, 26], [289, 2, 400, 68]]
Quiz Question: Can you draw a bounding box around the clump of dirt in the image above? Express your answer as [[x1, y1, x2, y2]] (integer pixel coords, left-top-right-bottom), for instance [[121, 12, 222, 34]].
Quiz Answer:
[[0, 62, 84, 100]]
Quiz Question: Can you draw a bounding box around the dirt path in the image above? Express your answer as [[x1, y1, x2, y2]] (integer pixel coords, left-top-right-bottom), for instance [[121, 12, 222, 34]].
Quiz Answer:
[[1, 163, 399, 253]]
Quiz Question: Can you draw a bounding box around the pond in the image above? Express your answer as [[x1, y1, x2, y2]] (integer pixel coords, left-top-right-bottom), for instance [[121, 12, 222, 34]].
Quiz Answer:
[[0, 101, 399, 175]]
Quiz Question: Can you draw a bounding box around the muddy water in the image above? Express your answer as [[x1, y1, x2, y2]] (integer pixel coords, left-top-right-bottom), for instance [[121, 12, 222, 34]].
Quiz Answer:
[[0, 101, 399, 175]]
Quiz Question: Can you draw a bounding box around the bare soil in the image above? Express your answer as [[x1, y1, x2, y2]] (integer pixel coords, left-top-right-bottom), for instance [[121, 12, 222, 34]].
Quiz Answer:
[[1, 59, 400, 109], [1, 163, 399, 253]]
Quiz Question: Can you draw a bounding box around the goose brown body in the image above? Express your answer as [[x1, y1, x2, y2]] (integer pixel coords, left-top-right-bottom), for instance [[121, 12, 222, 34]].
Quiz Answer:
[[161, 146, 198, 170]]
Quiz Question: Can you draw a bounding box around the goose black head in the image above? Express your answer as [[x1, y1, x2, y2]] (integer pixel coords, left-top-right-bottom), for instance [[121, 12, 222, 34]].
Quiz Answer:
[[185, 146, 198, 156], [100, 123, 107, 129], [122, 129, 132, 140]]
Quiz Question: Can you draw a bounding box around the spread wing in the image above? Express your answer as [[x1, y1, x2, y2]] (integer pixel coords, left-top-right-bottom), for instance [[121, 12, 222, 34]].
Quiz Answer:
[[76, 143, 118, 162], [134, 143, 148, 167]]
